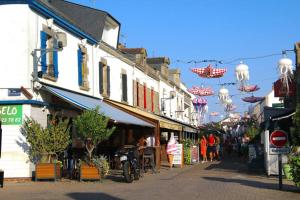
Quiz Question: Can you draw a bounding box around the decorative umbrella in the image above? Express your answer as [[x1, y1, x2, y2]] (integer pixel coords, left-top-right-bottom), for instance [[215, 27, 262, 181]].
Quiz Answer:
[[192, 97, 208, 126], [235, 62, 249, 86], [278, 57, 293, 95], [191, 65, 227, 78], [188, 86, 214, 96], [239, 85, 260, 92], [210, 112, 219, 116], [218, 87, 229, 104], [225, 104, 237, 112], [242, 96, 265, 103]]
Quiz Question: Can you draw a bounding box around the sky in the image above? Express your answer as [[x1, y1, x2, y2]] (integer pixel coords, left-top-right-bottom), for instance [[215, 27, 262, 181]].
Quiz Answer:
[[70, 0, 300, 122]]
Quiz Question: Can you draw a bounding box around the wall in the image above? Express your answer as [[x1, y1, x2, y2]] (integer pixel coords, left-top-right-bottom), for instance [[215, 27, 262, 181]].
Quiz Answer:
[[0, 105, 39, 178], [0, 5, 31, 90]]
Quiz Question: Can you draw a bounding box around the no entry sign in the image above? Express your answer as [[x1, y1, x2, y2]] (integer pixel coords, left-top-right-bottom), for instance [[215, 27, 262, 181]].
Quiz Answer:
[[270, 130, 288, 148]]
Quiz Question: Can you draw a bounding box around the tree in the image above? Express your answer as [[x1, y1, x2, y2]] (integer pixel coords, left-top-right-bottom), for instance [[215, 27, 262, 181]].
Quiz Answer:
[[21, 117, 71, 163], [73, 106, 115, 162]]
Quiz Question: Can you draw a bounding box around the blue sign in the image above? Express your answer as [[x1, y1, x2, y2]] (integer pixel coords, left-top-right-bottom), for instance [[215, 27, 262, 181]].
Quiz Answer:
[[8, 88, 21, 96]]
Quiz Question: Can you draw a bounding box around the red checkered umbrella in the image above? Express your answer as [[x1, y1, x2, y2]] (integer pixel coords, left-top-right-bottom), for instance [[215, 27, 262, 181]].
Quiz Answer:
[[191, 65, 227, 78], [242, 96, 265, 103], [239, 85, 260, 92], [188, 86, 214, 96]]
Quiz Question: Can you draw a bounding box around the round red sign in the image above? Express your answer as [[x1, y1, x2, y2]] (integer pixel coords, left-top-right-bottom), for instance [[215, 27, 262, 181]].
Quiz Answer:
[[270, 130, 288, 147]]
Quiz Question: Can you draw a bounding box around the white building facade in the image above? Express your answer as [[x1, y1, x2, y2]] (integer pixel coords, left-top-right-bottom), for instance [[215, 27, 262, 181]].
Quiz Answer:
[[0, 0, 196, 178]]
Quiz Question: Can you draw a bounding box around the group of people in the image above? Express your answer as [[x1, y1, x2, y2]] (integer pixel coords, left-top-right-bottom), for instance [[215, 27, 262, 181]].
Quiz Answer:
[[200, 133, 221, 163]]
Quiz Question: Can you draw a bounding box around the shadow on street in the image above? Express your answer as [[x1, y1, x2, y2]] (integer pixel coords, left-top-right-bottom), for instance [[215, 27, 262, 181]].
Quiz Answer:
[[203, 176, 300, 193], [67, 192, 123, 200]]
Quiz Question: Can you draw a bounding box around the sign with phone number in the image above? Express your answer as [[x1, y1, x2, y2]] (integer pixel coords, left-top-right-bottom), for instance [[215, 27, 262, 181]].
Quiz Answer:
[[0, 105, 23, 125]]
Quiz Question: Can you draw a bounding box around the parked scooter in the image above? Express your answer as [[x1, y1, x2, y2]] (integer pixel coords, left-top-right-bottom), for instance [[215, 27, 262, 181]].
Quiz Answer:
[[115, 145, 141, 183]]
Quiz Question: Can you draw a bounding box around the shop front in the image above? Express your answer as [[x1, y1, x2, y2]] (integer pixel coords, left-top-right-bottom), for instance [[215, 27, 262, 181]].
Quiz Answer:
[[105, 99, 184, 168], [0, 85, 154, 179]]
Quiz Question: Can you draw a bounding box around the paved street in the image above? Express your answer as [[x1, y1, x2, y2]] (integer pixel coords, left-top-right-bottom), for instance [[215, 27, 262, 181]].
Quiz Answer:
[[1, 158, 299, 200]]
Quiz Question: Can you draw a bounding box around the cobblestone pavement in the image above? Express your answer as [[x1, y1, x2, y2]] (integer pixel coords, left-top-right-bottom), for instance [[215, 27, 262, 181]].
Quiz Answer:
[[1, 158, 299, 200]]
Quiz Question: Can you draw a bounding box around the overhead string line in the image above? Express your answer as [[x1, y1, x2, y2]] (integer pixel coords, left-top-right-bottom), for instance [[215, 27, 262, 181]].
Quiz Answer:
[[174, 51, 294, 65]]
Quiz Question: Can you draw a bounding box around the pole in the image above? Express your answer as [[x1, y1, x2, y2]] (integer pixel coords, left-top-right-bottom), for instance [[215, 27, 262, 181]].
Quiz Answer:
[[278, 153, 283, 190]]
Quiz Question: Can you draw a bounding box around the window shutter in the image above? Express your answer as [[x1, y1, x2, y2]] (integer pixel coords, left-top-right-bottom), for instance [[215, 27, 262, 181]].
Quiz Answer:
[[77, 48, 83, 86], [107, 65, 110, 96], [99, 62, 103, 94], [53, 38, 58, 78], [122, 74, 127, 102], [151, 89, 154, 112], [40, 31, 47, 74], [136, 82, 139, 107], [133, 80, 136, 106], [143, 84, 147, 109]]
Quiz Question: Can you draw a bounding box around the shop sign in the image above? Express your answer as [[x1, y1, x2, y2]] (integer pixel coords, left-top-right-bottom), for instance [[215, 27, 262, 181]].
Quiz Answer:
[[173, 144, 183, 167], [0, 105, 23, 125], [191, 145, 199, 163]]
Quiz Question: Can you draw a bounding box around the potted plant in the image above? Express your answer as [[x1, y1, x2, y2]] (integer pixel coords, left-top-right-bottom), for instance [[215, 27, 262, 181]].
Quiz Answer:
[[21, 117, 70, 181], [73, 106, 115, 181]]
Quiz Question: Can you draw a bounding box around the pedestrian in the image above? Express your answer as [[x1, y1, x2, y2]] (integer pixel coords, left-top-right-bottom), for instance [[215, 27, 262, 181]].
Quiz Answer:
[[166, 133, 177, 169], [207, 133, 215, 162], [200, 135, 207, 163], [215, 135, 220, 160]]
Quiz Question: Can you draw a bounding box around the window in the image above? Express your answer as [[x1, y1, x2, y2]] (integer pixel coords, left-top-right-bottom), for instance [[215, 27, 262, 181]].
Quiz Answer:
[[121, 73, 128, 102], [143, 84, 147, 109], [99, 61, 110, 97], [40, 30, 58, 80], [77, 45, 89, 90]]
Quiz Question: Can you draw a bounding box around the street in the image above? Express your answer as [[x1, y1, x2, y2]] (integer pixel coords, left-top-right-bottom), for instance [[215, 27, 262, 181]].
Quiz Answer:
[[1, 158, 299, 200]]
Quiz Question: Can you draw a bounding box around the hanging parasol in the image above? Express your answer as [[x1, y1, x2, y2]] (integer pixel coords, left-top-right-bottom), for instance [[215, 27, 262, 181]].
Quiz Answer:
[[225, 104, 237, 112], [242, 96, 265, 103], [192, 97, 208, 126], [239, 85, 260, 92], [192, 97, 208, 106], [188, 86, 214, 96], [191, 65, 227, 78], [210, 112, 219, 116]]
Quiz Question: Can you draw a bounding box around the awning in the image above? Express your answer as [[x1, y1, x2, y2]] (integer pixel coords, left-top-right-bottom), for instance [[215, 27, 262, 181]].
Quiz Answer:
[[106, 100, 182, 131], [183, 126, 197, 133], [42, 85, 154, 127]]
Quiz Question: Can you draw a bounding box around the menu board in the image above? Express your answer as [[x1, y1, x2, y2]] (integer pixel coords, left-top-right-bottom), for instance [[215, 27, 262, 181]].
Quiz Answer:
[[173, 144, 183, 167], [191, 145, 199, 164]]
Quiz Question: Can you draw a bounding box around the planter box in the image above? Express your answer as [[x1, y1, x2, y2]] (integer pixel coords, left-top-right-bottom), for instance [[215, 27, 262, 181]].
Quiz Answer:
[[35, 163, 61, 181], [80, 164, 100, 181]]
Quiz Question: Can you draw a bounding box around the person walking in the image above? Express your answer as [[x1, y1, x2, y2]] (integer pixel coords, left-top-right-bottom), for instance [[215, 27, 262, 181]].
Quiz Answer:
[[215, 135, 221, 161], [200, 135, 207, 163], [208, 133, 215, 162]]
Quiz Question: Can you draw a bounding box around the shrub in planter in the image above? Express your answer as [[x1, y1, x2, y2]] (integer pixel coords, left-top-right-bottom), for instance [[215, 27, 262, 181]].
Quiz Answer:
[[74, 106, 115, 180], [21, 117, 70, 180], [92, 155, 110, 178], [182, 139, 193, 165]]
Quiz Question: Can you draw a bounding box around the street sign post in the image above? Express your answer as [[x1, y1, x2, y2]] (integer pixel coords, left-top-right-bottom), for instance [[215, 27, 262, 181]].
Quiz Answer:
[[269, 130, 288, 190], [270, 130, 288, 147]]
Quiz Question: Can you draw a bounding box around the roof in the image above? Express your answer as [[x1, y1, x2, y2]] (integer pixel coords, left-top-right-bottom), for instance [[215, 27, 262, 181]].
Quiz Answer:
[[120, 48, 147, 55], [44, 0, 120, 42], [147, 57, 170, 65]]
